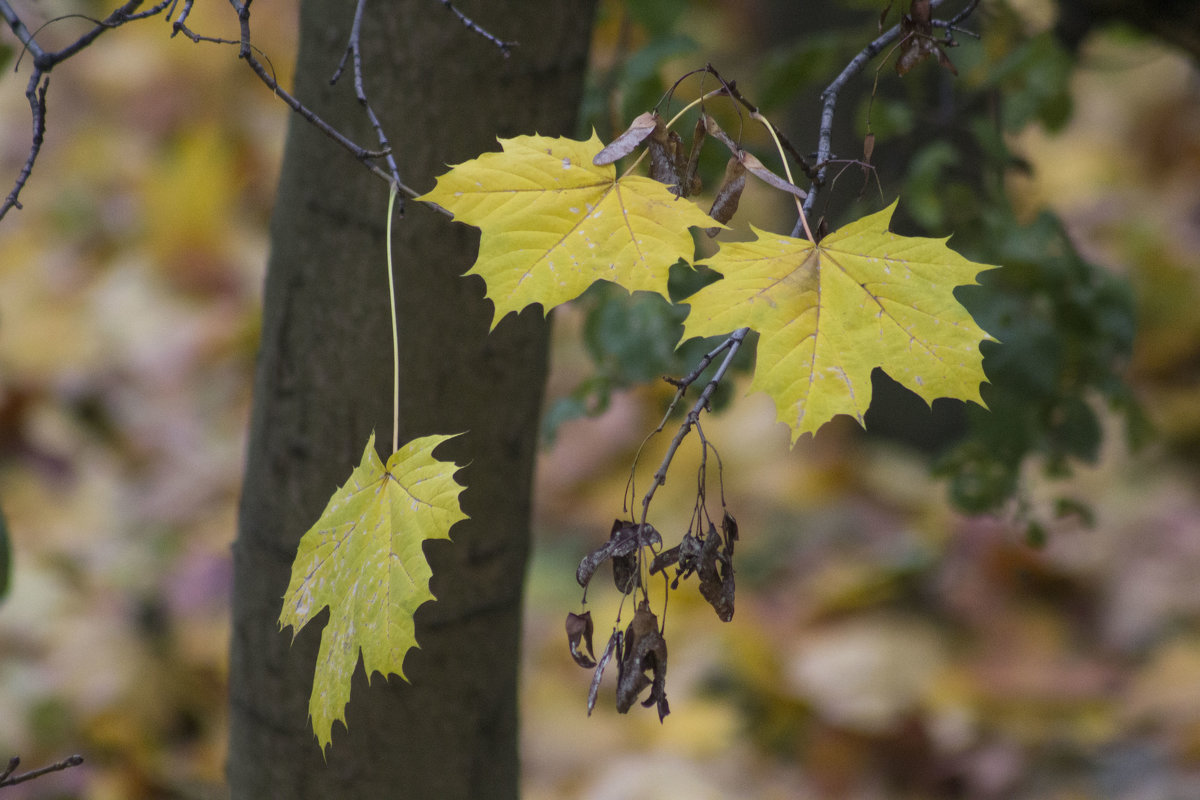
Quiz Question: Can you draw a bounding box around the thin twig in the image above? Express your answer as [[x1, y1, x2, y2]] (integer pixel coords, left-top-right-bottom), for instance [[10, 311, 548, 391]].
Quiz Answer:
[[0, 73, 48, 217], [0, 754, 84, 787], [701, 64, 818, 181], [0, 0, 47, 62], [434, 0, 516, 57]]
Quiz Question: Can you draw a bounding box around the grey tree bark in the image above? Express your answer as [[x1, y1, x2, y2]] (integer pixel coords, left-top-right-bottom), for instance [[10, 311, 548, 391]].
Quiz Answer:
[[227, 1, 595, 797]]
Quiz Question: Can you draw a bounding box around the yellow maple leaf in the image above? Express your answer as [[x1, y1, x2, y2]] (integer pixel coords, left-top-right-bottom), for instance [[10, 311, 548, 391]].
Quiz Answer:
[[419, 133, 716, 328], [278, 432, 467, 752], [682, 202, 996, 442]]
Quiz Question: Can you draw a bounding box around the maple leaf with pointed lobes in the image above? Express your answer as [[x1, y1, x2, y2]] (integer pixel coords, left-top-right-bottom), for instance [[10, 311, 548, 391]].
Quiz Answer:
[[418, 133, 717, 328], [682, 202, 997, 443], [278, 432, 468, 752]]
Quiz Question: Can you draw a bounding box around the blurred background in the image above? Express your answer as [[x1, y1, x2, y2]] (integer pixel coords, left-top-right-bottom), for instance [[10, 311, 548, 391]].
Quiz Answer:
[[2, 0, 1199, 797]]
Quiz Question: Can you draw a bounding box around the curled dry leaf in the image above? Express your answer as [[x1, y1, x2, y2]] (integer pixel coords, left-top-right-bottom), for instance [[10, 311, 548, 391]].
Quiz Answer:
[[697, 520, 736, 622], [612, 549, 640, 594], [645, 115, 704, 198], [615, 601, 669, 721], [896, 0, 957, 76], [935, 46, 959, 76], [703, 114, 738, 153], [575, 519, 662, 593], [879, 0, 896, 30], [908, 0, 933, 32], [741, 151, 807, 199], [703, 115, 807, 210], [722, 510, 739, 545], [707, 156, 748, 237], [649, 530, 704, 585], [647, 121, 684, 191], [593, 111, 659, 166], [649, 513, 738, 621], [587, 629, 621, 716], [566, 611, 596, 668]]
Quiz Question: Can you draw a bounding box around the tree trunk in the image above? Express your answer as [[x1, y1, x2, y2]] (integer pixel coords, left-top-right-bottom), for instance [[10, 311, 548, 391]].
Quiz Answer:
[[227, 2, 594, 797]]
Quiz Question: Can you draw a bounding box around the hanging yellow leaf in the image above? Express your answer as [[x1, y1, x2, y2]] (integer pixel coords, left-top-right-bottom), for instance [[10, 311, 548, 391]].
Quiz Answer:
[[682, 202, 996, 442], [279, 432, 467, 752], [418, 133, 716, 328]]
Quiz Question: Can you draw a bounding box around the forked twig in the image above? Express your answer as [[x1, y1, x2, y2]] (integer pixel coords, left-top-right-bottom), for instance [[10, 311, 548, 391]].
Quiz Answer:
[[799, 0, 980, 232], [1, 0, 466, 222], [0, 0, 174, 219], [637, 327, 749, 530], [331, 0, 404, 209]]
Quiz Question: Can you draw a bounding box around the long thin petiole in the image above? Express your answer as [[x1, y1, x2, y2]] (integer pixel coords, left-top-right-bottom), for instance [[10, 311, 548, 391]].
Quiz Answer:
[[386, 183, 401, 454]]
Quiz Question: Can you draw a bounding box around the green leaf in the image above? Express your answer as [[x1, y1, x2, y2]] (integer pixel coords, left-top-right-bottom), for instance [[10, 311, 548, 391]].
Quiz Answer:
[[418, 133, 716, 328], [683, 201, 997, 442], [279, 432, 468, 752], [987, 32, 1074, 132]]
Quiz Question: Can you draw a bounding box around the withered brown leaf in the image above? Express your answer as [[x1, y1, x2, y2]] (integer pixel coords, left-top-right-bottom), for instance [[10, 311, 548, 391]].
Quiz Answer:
[[615, 602, 669, 721], [647, 122, 686, 193], [593, 111, 659, 166], [587, 630, 621, 716], [646, 116, 705, 198], [706, 156, 748, 237], [566, 611, 596, 668], [649, 513, 737, 619], [895, 0, 957, 76], [576, 519, 662, 591]]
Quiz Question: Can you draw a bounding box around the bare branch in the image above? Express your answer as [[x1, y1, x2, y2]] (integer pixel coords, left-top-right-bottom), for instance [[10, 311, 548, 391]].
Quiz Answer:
[[639, 327, 749, 528], [0, 0, 175, 219], [331, 0, 405, 211], [0, 73, 48, 217], [2, 0, 434, 222], [798, 0, 981, 233], [0, 0, 47, 62]]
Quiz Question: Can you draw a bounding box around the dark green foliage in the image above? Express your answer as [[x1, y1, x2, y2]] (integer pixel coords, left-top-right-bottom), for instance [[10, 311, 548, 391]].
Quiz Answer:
[[944, 208, 1139, 513], [985, 32, 1076, 132], [756, 32, 860, 111], [580, 1, 697, 139], [542, 261, 752, 443]]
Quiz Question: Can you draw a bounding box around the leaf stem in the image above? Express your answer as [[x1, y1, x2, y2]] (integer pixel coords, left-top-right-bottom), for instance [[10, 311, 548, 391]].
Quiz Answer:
[[753, 108, 813, 239], [386, 183, 400, 454], [662, 88, 725, 131]]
